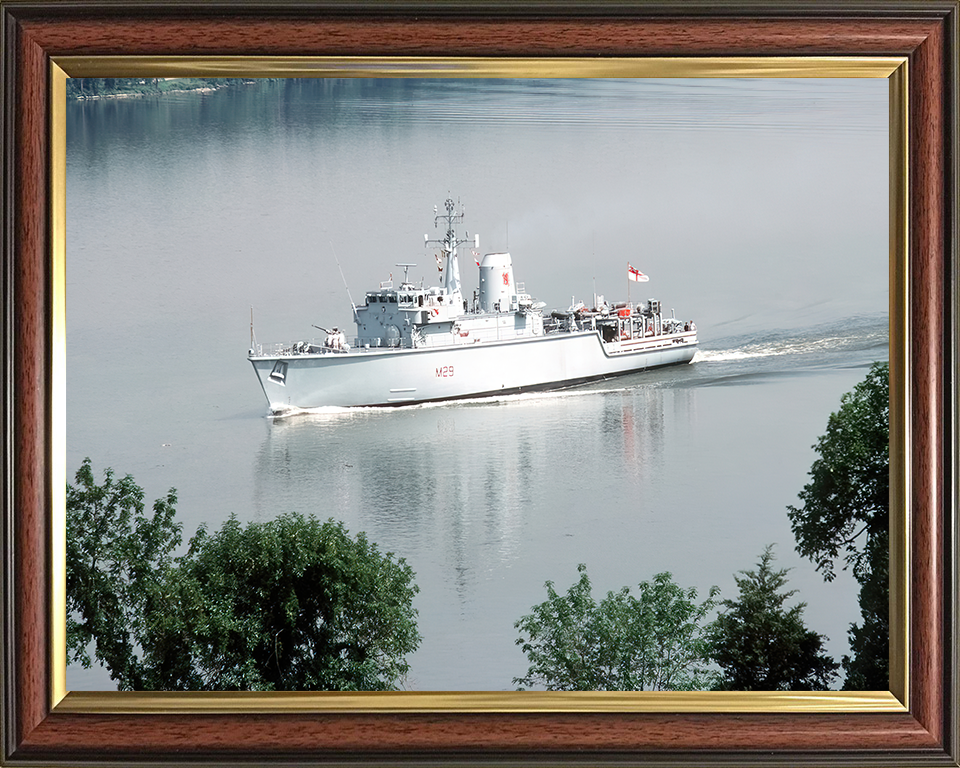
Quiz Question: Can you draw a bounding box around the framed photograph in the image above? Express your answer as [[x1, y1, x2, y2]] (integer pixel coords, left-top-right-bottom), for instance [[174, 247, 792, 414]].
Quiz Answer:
[[2, 2, 957, 765]]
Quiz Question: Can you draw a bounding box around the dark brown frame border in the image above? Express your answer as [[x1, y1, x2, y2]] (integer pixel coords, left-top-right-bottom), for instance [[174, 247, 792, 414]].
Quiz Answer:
[[2, 3, 957, 765]]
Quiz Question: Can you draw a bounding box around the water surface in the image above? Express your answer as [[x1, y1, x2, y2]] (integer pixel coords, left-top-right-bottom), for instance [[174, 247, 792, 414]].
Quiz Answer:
[[66, 78, 888, 690]]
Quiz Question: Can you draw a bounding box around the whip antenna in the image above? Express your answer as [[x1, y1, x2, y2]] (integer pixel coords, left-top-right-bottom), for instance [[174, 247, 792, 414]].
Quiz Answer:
[[331, 241, 359, 323]]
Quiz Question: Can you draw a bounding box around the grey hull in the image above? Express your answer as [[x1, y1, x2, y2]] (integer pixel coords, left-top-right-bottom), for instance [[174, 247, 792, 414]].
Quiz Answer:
[[250, 330, 697, 411]]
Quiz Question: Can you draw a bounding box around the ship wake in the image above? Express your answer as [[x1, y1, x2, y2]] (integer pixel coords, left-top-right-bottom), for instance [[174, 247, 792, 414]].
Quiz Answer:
[[696, 315, 888, 365]]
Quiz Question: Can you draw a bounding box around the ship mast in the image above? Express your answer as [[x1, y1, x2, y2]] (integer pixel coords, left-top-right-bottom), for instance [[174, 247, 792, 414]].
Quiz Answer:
[[425, 197, 478, 306]]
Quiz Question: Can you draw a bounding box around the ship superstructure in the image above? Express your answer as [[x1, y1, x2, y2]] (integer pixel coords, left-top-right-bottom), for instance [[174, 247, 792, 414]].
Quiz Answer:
[[249, 198, 697, 412], [352, 199, 543, 352]]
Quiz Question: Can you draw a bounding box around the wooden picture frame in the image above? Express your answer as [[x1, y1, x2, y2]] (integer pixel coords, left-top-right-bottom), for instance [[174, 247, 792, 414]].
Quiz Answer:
[[2, 2, 957, 765]]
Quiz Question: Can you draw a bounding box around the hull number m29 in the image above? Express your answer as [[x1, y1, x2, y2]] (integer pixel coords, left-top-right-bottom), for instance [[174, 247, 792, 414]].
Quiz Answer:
[[436, 365, 455, 378]]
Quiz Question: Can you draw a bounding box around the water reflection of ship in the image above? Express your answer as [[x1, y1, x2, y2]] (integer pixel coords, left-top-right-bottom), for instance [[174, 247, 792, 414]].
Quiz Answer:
[[250, 386, 698, 602], [617, 385, 699, 485], [251, 406, 530, 598]]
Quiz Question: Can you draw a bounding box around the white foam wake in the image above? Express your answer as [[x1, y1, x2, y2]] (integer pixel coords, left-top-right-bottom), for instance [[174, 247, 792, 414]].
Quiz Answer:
[[696, 330, 885, 364], [265, 384, 614, 419]]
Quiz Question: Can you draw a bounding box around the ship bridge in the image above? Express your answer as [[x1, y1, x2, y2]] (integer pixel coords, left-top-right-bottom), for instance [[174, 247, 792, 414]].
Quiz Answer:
[[355, 264, 469, 349]]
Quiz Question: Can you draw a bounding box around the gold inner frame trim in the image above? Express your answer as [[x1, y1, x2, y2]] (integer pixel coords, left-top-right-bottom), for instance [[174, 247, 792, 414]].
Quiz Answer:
[[57, 689, 905, 715], [50, 61, 68, 712], [49, 56, 909, 715], [55, 55, 904, 79]]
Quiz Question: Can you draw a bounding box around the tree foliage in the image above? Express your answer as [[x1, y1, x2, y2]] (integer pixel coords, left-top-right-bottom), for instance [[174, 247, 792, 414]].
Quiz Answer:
[[172, 514, 421, 691], [67, 459, 420, 691], [514, 565, 719, 691], [787, 362, 888, 582], [708, 546, 839, 691], [786, 361, 889, 689], [841, 529, 889, 690], [66, 458, 182, 690]]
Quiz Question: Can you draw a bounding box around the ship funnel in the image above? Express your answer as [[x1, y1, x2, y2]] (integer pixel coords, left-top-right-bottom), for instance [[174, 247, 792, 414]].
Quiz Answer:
[[478, 252, 515, 312]]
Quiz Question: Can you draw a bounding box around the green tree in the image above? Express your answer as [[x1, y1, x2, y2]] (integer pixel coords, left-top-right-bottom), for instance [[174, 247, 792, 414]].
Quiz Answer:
[[786, 361, 888, 689], [841, 529, 888, 690], [66, 460, 420, 691], [174, 514, 421, 691], [514, 565, 719, 691], [708, 546, 839, 691], [66, 458, 182, 690]]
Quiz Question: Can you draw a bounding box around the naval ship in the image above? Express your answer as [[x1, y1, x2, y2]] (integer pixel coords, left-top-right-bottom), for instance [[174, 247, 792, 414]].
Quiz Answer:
[[249, 198, 698, 413]]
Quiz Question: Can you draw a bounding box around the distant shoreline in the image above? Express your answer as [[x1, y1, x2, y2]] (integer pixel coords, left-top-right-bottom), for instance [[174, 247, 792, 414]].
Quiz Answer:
[[68, 78, 267, 100]]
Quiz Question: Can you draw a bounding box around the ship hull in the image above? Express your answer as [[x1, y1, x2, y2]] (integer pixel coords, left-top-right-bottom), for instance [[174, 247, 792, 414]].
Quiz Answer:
[[250, 330, 697, 411]]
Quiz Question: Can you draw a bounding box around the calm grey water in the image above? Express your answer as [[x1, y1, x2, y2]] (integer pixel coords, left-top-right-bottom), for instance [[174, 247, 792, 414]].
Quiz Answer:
[[66, 78, 889, 690]]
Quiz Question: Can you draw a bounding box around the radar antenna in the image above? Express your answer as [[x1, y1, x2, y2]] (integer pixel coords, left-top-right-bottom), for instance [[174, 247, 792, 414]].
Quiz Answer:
[[395, 263, 417, 285], [424, 197, 479, 256]]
